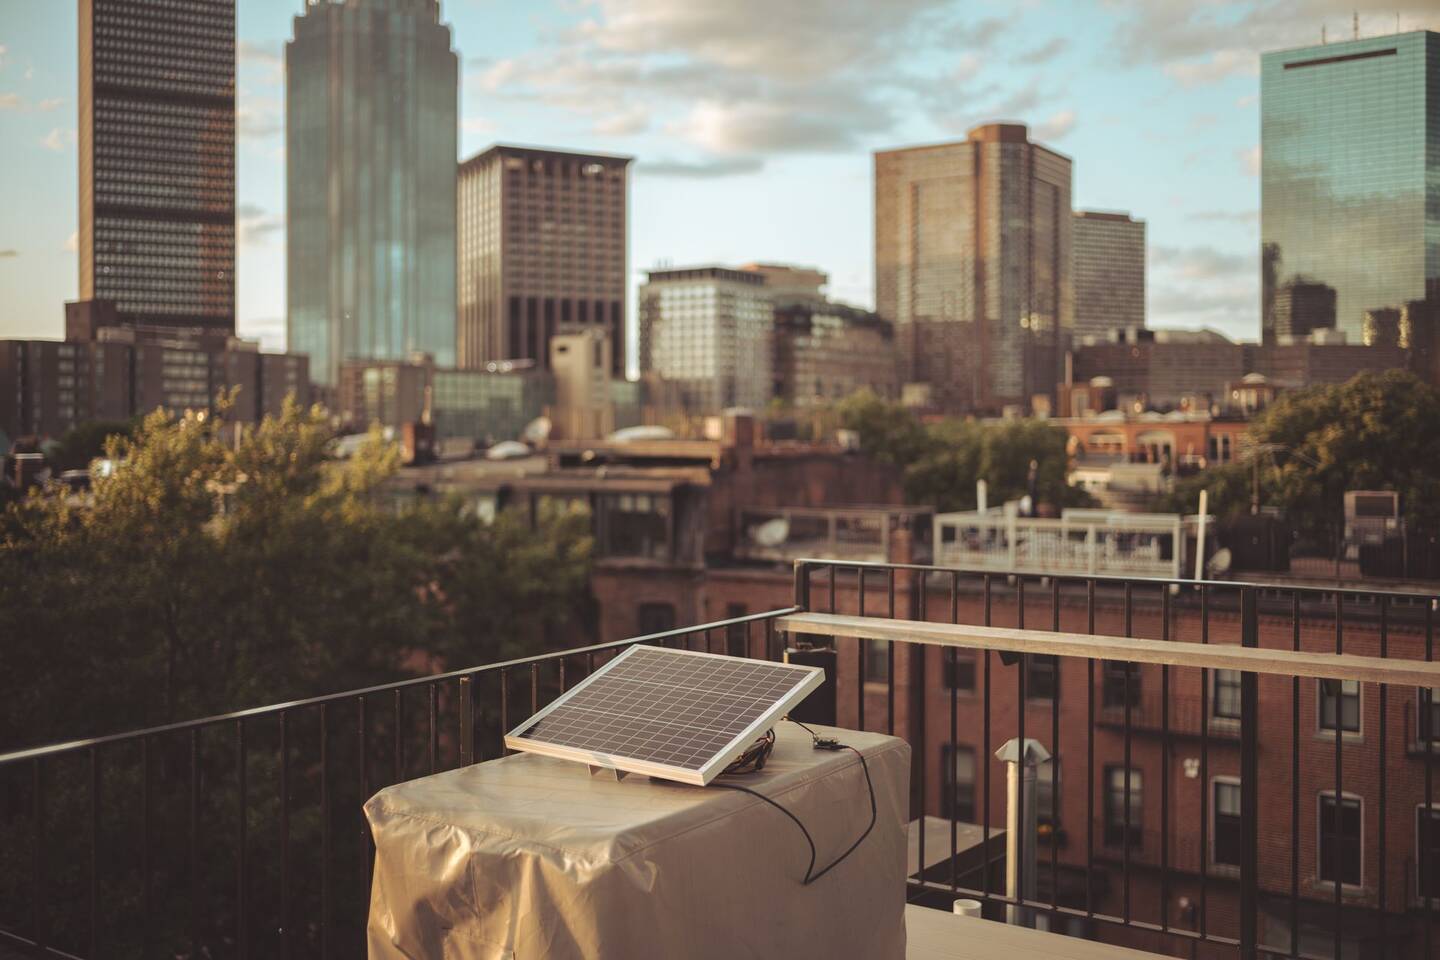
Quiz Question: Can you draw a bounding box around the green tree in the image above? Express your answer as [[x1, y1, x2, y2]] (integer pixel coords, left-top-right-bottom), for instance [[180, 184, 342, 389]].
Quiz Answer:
[[44, 417, 137, 473], [835, 388, 932, 466]]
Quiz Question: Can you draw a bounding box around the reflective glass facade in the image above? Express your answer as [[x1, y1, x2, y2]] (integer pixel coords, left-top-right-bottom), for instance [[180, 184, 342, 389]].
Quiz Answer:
[[287, 0, 458, 386], [78, 0, 236, 335], [1261, 31, 1439, 343], [875, 124, 1072, 413], [1072, 211, 1145, 340]]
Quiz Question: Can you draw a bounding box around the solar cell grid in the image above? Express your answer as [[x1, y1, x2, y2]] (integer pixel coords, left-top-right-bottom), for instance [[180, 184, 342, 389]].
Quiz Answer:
[[505, 645, 823, 784]]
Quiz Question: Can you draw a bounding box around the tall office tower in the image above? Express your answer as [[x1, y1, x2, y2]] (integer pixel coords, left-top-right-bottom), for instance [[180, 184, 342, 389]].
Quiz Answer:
[[77, 0, 236, 337], [456, 145, 631, 376], [287, 0, 458, 387], [1072, 211, 1145, 340], [875, 124, 1072, 413], [638, 266, 773, 413], [1261, 30, 1439, 344]]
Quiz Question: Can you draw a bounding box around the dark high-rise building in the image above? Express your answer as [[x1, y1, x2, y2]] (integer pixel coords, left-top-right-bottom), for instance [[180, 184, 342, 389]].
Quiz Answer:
[[456, 145, 630, 376], [875, 124, 1072, 413], [287, 0, 459, 387], [1072, 211, 1145, 339], [1272, 277, 1337, 339], [77, 0, 236, 337], [1261, 30, 1439, 343]]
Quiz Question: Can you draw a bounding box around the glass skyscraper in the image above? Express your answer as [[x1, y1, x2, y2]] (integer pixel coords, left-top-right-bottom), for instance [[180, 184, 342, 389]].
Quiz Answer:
[[78, 0, 236, 336], [1260, 30, 1439, 344], [875, 124, 1072, 413], [286, 0, 458, 386], [1072, 211, 1145, 341]]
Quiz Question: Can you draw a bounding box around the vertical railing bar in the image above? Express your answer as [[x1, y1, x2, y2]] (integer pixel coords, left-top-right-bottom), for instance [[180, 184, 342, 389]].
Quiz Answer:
[[236, 718, 248, 960], [559, 657, 568, 696], [917, 569, 927, 894], [1017, 576, 1027, 920], [887, 567, 896, 737], [190, 726, 201, 958], [394, 688, 404, 784], [1050, 577, 1060, 916], [858, 568, 867, 731], [1290, 593, 1301, 959], [1377, 595, 1388, 949], [1161, 584, 1171, 934], [320, 702, 331, 960], [530, 663, 539, 717], [1239, 587, 1259, 960], [279, 711, 290, 960], [1425, 598, 1435, 959], [950, 570, 959, 892], [1200, 584, 1210, 938], [1334, 592, 1343, 959], [459, 677, 474, 766], [500, 669, 510, 756], [1122, 580, 1132, 925], [89, 744, 100, 960], [141, 735, 152, 956], [983, 572, 994, 902], [829, 564, 836, 613], [427, 682, 438, 775], [1086, 578, 1095, 920], [32, 757, 45, 950]]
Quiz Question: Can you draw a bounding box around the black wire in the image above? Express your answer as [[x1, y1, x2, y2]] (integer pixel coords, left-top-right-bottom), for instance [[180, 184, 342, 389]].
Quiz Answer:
[[713, 719, 878, 886]]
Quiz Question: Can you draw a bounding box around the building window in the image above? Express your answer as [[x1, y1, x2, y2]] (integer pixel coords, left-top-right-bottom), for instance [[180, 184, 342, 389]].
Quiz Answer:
[[1418, 806, 1440, 902], [1104, 766, 1143, 848], [1318, 793, 1362, 887], [1419, 688, 1440, 744], [1212, 779, 1242, 869], [1319, 679, 1360, 734], [864, 639, 890, 683], [942, 745, 976, 822], [725, 603, 748, 657], [1103, 661, 1140, 708], [637, 603, 676, 636], [1212, 670, 1243, 721], [944, 651, 976, 693], [1026, 655, 1058, 700], [599, 493, 670, 560]]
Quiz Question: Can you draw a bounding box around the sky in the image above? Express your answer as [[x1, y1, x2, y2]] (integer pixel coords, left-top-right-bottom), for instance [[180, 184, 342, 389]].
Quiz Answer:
[[1, 0, 1438, 352]]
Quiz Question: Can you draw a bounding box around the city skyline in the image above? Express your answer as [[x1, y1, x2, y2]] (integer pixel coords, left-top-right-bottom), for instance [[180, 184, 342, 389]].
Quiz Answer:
[[3, 1, 1440, 352]]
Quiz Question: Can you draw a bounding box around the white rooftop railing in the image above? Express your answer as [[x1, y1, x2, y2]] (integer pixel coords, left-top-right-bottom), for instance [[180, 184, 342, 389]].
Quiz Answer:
[[934, 507, 1185, 579]]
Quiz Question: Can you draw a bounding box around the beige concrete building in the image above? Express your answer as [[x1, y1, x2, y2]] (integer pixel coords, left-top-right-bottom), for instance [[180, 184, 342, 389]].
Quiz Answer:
[[457, 145, 631, 376], [875, 123, 1072, 413]]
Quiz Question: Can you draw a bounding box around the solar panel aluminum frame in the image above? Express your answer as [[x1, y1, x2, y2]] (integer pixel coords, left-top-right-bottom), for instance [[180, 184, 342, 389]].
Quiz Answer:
[[503, 645, 825, 786]]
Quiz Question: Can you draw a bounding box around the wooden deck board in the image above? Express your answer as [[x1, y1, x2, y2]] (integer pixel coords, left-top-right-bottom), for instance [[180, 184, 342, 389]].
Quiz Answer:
[[905, 905, 1170, 960]]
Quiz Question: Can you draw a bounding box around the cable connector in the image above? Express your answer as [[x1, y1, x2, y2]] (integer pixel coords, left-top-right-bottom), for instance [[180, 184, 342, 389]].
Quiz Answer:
[[812, 737, 842, 751]]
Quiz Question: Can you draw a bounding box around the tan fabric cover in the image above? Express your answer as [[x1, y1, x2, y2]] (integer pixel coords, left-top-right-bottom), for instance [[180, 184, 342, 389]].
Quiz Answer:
[[365, 723, 910, 960]]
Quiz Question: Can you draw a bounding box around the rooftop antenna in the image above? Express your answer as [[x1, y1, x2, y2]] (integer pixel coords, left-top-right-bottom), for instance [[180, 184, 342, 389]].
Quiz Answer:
[[1322, 23, 1327, 44], [1353, 12, 1359, 39]]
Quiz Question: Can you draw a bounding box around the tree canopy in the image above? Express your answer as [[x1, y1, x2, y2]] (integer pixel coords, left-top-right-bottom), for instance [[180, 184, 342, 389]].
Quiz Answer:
[[835, 389, 1091, 513], [0, 399, 592, 752]]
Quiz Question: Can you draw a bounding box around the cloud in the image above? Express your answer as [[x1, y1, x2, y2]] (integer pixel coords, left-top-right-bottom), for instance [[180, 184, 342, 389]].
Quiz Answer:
[[238, 41, 284, 85], [1235, 93, 1257, 108], [462, 116, 497, 136], [40, 127, 75, 151], [1033, 109, 1076, 142], [673, 96, 888, 154], [0, 92, 19, 110], [1017, 37, 1067, 65], [0, 92, 61, 112], [1149, 242, 1258, 335], [1190, 209, 1260, 225], [1164, 49, 1257, 87], [0, 44, 7, 68], [0, 249, 18, 258], [237, 96, 283, 139], [592, 106, 648, 137], [237, 205, 284, 246], [1239, 144, 1261, 177], [636, 155, 765, 178], [64, 231, 78, 252], [1152, 243, 1251, 281]]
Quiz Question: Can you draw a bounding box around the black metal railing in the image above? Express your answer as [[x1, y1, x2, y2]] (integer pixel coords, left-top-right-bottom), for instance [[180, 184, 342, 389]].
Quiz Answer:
[[787, 558, 1440, 960], [5, 561, 1440, 960], [0, 608, 796, 960]]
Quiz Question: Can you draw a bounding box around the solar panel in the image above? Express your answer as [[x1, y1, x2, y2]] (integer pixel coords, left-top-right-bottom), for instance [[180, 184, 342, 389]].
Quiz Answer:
[[504, 645, 824, 785]]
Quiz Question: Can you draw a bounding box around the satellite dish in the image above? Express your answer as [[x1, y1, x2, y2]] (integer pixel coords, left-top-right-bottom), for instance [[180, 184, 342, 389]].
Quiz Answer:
[[1207, 547, 1233, 577], [522, 416, 552, 444], [751, 517, 790, 547], [485, 440, 532, 461]]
